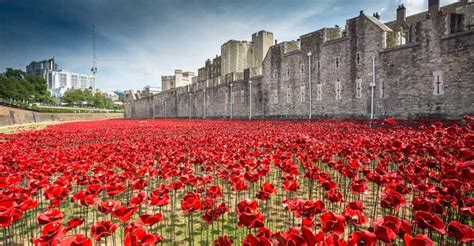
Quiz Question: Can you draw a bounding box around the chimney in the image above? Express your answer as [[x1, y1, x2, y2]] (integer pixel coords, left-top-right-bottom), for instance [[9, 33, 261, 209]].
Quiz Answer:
[[428, 0, 440, 15], [275, 40, 278, 45], [373, 12, 380, 20], [397, 5, 406, 21]]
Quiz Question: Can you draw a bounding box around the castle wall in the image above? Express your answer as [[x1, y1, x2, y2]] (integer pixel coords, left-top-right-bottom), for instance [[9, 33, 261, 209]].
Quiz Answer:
[[125, 1, 473, 120]]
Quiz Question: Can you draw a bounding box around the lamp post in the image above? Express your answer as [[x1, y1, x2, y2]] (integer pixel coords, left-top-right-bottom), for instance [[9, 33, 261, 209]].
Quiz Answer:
[[230, 83, 233, 119], [203, 89, 206, 119], [370, 56, 376, 120], [307, 51, 313, 119], [248, 80, 252, 120], [189, 93, 192, 119]]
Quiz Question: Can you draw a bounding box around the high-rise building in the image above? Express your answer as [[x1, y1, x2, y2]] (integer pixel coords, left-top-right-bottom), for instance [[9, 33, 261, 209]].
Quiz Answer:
[[26, 58, 58, 77], [26, 58, 96, 97]]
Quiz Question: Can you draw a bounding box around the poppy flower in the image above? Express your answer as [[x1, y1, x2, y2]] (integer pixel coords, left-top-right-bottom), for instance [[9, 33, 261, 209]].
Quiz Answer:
[[90, 221, 118, 241], [384, 118, 396, 125], [149, 193, 170, 207], [256, 182, 277, 200], [138, 213, 163, 226], [0, 202, 23, 228], [202, 203, 228, 224], [380, 189, 406, 210], [181, 192, 201, 213], [351, 178, 368, 194], [65, 218, 84, 231], [59, 234, 92, 246], [326, 189, 343, 203], [414, 211, 446, 234], [214, 235, 232, 246], [348, 230, 377, 246], [273, 228, 307, 246], [237, 200, 265, 229], [403, 234, 434, 246], [131, 178, 147, 190], [242, 233, 271, 246], [112, 205, 137, 223], [124, 225, 162, 246], [447, 221, 474, 243], [98, 200, 120, 215], [37, 209, 63, 225], [32, 221, 65, 245], [206, 185, 223, 198], [130, 192, 148, 206], [319, 211, 346, 234]]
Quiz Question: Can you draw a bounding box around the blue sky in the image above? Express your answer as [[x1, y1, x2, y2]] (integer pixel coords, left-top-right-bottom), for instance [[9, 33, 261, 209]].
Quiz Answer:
[[0, 0, 457, 92]]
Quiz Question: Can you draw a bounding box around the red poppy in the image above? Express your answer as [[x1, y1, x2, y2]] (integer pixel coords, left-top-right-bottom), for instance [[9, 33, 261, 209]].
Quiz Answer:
[[59, 234, 92, 246], [447, 221, 474, 243], [98, 200, 120, 215], [149, 193, 170, 207], [256, 182, 277, 200], [181, 192, 201, 213], [214, 235, 232, 246], [138, 213, 163, 226], [348, 230, 377, 246], [273, 228, 307, 246], [131, 178, 147, 190], [202, 202, 228, 224], [37, 209, 63, 225], [32, 221, 65, 245], [206, 185, 223, 198], [112, 205, 137, 223], [0, 201, 23, 228], [351, 178, 368, 194], [65, 218, 84, 231], [319, 211, 346, 234], [90, 221, 118, 241], [242, 233, 272, 246], [384, 118, 396, 126], [414, 211, 446, 234], [326, 189, 343, 203], [380, 189, 406, 210], [237, 200, 265, 229], [124, 225, 162, 246], [130, 192, 148, 206], [403, 234, 434, 246]]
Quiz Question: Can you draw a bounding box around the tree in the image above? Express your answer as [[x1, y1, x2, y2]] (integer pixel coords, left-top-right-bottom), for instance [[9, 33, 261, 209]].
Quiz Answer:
[[0, 68, 54, 104]]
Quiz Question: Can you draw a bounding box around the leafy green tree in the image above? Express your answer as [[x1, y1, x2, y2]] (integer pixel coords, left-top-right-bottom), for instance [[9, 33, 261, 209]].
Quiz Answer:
[[0, 68, 54, 104]]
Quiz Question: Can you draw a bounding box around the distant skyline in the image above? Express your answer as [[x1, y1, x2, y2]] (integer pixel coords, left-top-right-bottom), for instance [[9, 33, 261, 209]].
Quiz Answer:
[[0, 0, 458, 91]]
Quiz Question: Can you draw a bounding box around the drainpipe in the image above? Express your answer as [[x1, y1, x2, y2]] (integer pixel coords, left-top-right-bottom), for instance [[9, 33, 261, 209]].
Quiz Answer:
[[164, 101, 166, 118], [249, 80, 252, 120], [307, 51, 313, 119], [370, 56, 376, 119]]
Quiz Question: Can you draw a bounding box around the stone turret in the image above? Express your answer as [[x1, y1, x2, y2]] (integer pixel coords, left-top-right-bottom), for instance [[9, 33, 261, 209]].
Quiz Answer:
[[397, 5, 406, 21], [428, 0, 440, 16]]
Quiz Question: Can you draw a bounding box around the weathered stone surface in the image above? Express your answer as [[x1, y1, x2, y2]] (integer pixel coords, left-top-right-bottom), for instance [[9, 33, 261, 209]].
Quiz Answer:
[[125, 1, 473, 120]]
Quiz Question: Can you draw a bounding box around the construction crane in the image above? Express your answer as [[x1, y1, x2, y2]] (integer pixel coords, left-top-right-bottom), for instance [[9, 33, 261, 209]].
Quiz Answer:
[[91, 24, 97, 92]]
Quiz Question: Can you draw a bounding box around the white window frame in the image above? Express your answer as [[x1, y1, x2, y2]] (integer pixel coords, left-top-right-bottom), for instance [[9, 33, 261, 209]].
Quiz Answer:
[[335, 81, 342, 100], [316, 84, 322, 101], [355, 79, 362, 99], [300, 85, 306, 102], [286, 85, 291, 103]]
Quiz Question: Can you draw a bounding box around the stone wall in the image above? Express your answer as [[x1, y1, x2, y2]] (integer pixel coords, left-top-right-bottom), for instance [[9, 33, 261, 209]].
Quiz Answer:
[[125, 1, 473, 120], [0, 106, 123, 127]]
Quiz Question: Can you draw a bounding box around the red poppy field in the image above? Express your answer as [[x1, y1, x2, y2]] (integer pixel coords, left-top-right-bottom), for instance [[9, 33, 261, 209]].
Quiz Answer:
[[0, 118, 473, 246]]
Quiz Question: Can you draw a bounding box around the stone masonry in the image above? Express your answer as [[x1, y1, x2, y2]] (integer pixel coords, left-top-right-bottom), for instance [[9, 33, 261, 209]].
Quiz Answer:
[[125, 0, 474, 120]]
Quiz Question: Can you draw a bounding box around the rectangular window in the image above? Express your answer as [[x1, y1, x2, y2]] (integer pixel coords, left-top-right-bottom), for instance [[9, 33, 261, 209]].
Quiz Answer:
[[241, 89, 245, 103], [335, 57, 340, 68], [433, 71, 444, 96], [300, 85, 306, 102], [316, 84, 322, 101], [356, 53, 361, 65], [273, 89, 278, 104], [272, 70, 279, 78], [300, 64, 305, 75], [335, 81, 342, 100], [379, 80, 385, 98], [286, 85, 291, 103], [355, 79, 362, 99]]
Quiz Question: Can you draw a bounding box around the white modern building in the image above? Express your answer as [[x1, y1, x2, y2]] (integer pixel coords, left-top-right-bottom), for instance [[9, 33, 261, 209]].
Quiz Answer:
[[46, 70, 95, 98]]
